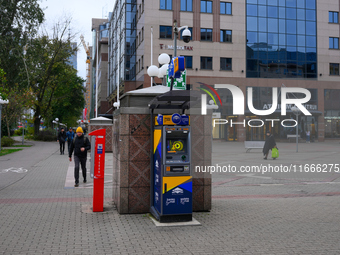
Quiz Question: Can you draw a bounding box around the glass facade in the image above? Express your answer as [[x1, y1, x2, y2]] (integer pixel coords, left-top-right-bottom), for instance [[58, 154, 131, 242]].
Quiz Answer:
[[108, 0, 137, 96], [246, 0, 317, 78]]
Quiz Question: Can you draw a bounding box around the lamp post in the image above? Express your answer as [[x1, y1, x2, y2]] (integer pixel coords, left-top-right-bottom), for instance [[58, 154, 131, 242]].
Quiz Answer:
[[55, 118, 59, 136], [147, 53, 170, 86], [291, 106, 300, 153], [22, 115, 26, 145], [0, 96, 9, 152]]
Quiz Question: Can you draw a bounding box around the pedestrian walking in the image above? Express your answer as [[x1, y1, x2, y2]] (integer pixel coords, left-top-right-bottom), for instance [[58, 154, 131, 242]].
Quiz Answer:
[[263, 131, 277, 160], [68, 127, 91, 187], [306, 130, 310, 143], [57, 128, 67, 155], [66, 127, 75, 153]]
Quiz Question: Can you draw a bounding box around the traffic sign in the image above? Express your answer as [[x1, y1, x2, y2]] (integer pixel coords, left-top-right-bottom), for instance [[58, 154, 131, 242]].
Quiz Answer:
[[167, 69, 186, 90]]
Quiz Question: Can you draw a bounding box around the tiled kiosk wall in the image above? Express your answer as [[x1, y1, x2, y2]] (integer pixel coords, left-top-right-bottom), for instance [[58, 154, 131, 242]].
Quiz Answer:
[[112, 108, 212, 214], [88, 124, 113, 152]]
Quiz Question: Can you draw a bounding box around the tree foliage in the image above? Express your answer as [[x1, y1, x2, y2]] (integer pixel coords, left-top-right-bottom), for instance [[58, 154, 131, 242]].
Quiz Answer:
[[0, 0, 44, 136], [0, 0, 44, 90], [1, 2, 85, 136], [25, 20, 84, 135]]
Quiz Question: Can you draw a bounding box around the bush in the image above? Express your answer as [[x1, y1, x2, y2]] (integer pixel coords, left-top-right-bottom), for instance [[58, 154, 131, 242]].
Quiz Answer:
[[27, 126, 34, 135], [14, 128, 28, 136], [34, 130, 56, 141], [1, 136, 15, 147]]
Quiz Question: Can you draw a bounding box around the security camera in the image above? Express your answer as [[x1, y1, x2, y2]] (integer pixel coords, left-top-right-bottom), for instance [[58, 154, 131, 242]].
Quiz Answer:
[[182, 28, 191, 43]]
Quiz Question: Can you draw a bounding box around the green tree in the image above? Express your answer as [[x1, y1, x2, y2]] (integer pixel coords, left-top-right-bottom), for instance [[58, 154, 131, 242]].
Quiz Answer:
[[24, 20, 83, 135], [0, 0, 44, 90], [0, 1, 44, 136], [49, 66, 85, 128]]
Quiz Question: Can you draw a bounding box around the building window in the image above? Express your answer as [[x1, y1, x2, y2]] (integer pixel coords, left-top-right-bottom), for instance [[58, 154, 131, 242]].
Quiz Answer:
[[201, 28, 212, 41], [220, 58, 232, 71], [160, 0, 172, 10], [141, 56, 144, 69], [201, 0, 212, 13], [183, 56, 193, 69], [330, 63, 339, 75], [329, 11, 339, 23], [220, 2, 232, 15], [142, 27, 144, 41], [330, 37, 339, 49], [160, 26, 172, 39], [180, 27, 193, 41], [246, 1, 317, 79], [201, 56, 213, 70], [220, 30, 232, 42], [181, 0, 193, 12]]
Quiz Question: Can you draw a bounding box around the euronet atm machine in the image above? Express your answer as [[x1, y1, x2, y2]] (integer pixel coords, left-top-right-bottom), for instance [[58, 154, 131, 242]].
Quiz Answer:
[[149, 90, 199, 223]]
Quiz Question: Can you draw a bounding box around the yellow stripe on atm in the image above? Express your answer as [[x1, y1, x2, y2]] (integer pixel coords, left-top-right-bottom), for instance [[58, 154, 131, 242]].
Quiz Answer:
[[163, 176, 191, 194], [153, 129, 162, 154]]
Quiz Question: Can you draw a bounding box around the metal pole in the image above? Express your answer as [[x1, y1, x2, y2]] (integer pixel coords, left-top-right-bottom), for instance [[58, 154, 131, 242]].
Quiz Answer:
[[0, 105, 2, 152], [296, 113, 298, 153], [95, 30, 99, 118], [151, 26, 153, 87], [170, 20, 178, 91], [173, 20, 178, 58], [22, 117, 24, 145]]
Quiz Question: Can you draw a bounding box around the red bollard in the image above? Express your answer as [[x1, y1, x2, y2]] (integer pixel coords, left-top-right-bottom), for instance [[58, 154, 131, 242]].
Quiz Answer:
[[88, 129, 106, 212]]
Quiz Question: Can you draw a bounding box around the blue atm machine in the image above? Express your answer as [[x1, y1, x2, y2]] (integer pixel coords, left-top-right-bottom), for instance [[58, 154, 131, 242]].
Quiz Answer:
[[151, 114, 192, 222]]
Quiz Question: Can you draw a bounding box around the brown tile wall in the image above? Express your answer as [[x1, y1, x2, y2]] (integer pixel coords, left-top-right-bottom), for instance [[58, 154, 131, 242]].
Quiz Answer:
[[113, 112, 212, 214], [88, 124, 113, 152]]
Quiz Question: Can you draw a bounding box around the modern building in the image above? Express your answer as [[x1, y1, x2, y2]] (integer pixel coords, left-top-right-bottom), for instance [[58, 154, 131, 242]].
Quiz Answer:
[[107, 0, 340, 142], [91, 18, 110, 118], [68, 42, 77, 70]]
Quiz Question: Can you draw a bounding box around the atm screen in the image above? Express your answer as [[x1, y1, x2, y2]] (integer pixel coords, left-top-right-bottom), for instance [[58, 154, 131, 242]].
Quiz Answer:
[[166, 139, 186, 153]]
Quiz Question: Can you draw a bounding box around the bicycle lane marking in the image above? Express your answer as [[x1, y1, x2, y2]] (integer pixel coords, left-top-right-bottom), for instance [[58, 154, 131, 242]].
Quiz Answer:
[[0, 167, 28, 173]]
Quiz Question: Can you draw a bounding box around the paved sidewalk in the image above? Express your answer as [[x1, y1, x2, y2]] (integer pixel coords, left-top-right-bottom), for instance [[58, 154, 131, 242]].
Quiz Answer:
[[0, 140, 339, 254]]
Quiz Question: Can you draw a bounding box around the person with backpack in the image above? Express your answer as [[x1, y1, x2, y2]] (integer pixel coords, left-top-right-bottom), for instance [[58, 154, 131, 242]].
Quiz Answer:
[[57, 128, 67, 155], [69, 127, 91, 187], [66, 127, 75, 153]]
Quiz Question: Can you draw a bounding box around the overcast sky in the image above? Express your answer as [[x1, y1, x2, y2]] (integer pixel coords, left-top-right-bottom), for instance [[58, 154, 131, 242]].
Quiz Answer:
[[39, 0, 116, 80]]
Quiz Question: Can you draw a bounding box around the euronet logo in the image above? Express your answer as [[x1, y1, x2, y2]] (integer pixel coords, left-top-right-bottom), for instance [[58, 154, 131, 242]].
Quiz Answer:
[[200, 84, 312, 128]]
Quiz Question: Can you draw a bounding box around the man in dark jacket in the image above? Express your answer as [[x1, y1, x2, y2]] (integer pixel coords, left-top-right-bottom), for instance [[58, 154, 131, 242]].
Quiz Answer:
[[263, 131, 277, 160], [66, 127, 75, 153], [69, 127, 91, 187], [57, 128, 67, 155]]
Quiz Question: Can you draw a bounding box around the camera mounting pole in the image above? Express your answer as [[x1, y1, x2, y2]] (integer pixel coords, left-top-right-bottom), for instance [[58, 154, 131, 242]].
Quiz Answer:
[[171, 20, 190, 91]]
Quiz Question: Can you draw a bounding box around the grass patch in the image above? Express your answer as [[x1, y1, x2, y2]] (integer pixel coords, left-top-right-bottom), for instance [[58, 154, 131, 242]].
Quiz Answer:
[[11, 145, 32, 148], [0, 148, 23, 156]]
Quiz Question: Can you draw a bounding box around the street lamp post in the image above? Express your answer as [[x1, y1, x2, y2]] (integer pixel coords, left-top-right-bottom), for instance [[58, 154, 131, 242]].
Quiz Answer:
[[55, 118, 59, 136], [22, 115, 26, 145], [291, 106, 300, 153], [147, 53, 170, 86], [0, 96, 9, 152]]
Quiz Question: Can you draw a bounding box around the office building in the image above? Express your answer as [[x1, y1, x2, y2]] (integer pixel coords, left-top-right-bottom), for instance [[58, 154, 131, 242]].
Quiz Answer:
[[108, 0, 340, 142]]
